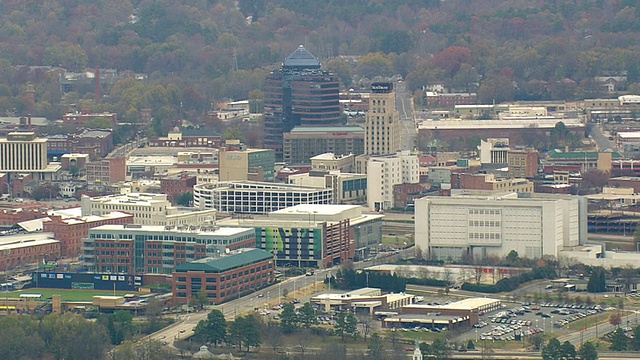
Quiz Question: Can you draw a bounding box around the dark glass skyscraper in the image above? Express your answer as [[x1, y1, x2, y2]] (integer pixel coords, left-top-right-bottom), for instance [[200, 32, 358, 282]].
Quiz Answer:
[[263, 45, 341, 160]]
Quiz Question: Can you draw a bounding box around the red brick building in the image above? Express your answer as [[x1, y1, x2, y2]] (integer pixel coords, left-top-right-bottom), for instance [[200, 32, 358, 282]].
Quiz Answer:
[[0, 233, 61, 271], [43, 212, 134, 258], [86, 157, 126, 190], [47, 130, 114, 159], [172, 248, 275, 305], [426, 92, 477, 108], [160, 173, 197, 204], [62, 112, 117, 126], [609, 176, 640, 193], [82, 225, 257, 275], [508, 149, 539, 178], [0, 207, 46, 227], [393, 183, 426, 208]]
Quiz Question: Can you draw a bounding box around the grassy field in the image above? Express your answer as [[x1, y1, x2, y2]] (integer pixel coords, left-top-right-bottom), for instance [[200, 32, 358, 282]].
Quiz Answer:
[[382, 235, 414, 247], [5, 288, 140, 302]]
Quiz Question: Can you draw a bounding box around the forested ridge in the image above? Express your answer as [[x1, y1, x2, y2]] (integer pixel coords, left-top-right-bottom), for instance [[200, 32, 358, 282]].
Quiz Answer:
[[1, 0, 640, 135]]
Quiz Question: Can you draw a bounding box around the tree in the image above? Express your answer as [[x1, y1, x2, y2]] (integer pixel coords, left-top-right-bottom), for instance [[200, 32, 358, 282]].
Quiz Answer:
[[298, 302, 317, 328], [610, 327, 628, 351], [579, 341, 598, 360], [279, 303, 299, 334], [176, 191, 193, 206], [228, 314, 261, 352], [609, 313, 622, 328], [542, 338, 562, 360], [467, 340, 475, 350], [425, 338, 449, 360], [345, 311, 358, 339], [358, 314, 372, 342], [335, 312, 347, 341], [145, 298, 164, 332], [633, 326, 640, 350], [194, 309, 227, 347], [367, 333, 384, 359], [561, 341, 576, 360], [113, 339, 172, 360], [587, 267, 606, 293], [528, 332, 547, 351], [506, 250, 520, 264], [41, 313, 110, 360], [263, 324, 283, 357]]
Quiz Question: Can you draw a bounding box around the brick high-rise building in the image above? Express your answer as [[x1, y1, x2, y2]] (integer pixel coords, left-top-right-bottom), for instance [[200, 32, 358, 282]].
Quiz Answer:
[[264, 45, 341, 160], [507, 149, 539, 179]]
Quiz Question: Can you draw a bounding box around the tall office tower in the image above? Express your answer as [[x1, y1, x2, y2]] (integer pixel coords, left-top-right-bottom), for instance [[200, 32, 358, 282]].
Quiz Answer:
[[0, 132, 48, 171], [364, 82, 401, 155], [264, 45, 341, 160]]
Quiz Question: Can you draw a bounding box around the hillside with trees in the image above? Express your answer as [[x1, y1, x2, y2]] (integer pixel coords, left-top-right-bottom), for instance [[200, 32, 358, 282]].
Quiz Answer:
[[1, 0, 640, 138]]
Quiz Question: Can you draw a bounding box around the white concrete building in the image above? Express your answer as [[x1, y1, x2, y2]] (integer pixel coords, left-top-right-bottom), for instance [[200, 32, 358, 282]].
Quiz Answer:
[[0, 132, 48, 171], [81, 193, 217, 226], [415, 192, 587, 261], [367, 151, 419, 211], [478, 138, 510, 164], [193, 181, 333, 214]]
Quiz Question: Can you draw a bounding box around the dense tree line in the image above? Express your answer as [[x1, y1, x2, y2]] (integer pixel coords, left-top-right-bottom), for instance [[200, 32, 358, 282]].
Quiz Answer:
[[330, 267, 406, 293], [0, 313, 111, 360], [542, 338, 598, 360], [0, 1, 640, 139]]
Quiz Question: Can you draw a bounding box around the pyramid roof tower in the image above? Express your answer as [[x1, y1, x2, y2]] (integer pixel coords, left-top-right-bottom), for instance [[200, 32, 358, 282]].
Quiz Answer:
[[283, 45, 320, 69]]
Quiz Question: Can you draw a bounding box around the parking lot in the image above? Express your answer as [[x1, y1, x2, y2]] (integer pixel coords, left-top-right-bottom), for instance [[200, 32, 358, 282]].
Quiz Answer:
[[459, 301, 608, 344]]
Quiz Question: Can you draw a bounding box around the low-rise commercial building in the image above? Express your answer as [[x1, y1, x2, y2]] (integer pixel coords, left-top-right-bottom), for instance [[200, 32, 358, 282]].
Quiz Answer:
[[0, 233, 60, 271], [456, 173, 534, 194], [172, 248, 275, 305], [384, 298, 502, 329], [81, 193, 217, 226], [310, 288, 415, 314], [43, 210, 134, 258]]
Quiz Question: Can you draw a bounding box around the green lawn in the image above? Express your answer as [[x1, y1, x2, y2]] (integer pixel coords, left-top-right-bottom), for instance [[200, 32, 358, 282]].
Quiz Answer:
[[382, 235, 414, 247], [5, 288, 140, 302]]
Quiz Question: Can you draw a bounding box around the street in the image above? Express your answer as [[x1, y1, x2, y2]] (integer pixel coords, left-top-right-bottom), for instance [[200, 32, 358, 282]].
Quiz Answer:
[[395, 81, 417, 151]]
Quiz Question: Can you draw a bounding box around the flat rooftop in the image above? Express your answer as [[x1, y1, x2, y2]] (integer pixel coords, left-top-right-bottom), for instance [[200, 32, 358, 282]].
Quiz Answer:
[[0, 232, 58, 251], [89, 224, 253, 237], [403, 297, 500, 311], [418, 118, 583, 130], [271, 204, 362, 216]]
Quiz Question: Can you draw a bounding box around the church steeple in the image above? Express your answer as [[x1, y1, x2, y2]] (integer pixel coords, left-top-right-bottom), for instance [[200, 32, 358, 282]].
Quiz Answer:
[[412, 339, 423, 360]]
